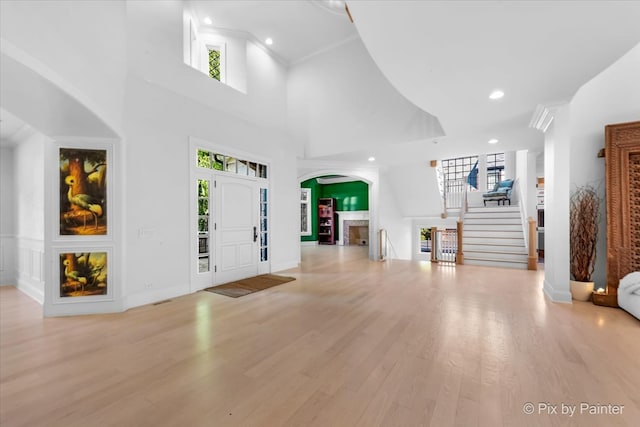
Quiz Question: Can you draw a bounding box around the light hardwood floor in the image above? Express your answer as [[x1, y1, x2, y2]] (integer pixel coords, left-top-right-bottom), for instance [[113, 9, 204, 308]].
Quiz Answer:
[[1, 246, 639, 426]]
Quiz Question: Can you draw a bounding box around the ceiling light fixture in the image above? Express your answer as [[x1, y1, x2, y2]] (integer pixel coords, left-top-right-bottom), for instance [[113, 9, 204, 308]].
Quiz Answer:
[[265, 38, 273, 45], [368, 157, 376, 162], [203, 17, 212, 25], [488, 138, 499, 144], [489, 90, 504, 100]]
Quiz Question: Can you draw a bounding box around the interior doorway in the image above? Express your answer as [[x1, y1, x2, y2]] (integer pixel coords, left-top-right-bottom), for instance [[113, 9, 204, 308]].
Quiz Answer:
[[299, 174, 373, 251]]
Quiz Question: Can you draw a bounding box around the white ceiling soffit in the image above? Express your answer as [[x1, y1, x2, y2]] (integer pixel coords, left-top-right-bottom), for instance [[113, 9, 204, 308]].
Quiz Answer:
[[187, 0, 357, 65], [316, 175, 361, 185], [0, 108, 33, 148], [0, 52, 117, 139], [348, 1, 640, 143]]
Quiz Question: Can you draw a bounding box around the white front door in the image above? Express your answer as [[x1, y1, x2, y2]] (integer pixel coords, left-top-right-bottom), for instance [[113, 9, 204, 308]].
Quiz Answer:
[[215, 175, 259, 284]]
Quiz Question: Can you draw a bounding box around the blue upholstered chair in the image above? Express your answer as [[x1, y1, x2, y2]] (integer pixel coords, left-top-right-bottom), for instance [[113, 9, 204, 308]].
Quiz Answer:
[[482, 179, 514, 206]]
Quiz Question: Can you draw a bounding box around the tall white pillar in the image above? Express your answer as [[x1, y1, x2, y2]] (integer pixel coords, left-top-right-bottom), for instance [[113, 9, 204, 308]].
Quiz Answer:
[[541, 104, 572, 302]]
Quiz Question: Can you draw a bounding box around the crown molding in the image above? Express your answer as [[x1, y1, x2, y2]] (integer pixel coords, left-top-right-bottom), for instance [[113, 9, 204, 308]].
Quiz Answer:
[[529, 101, 569, 133]]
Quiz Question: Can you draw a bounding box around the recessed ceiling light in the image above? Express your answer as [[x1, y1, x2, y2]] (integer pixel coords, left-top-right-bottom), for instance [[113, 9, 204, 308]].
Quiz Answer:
[[488, 138, 499, 144], [489, 90, 504, 100], [203, 17, 212, 25], [265, 38, 273, 45], [368, 157, 376, 162]]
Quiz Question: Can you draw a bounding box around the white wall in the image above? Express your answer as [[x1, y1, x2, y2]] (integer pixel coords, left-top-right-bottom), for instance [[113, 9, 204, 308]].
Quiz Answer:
[[0, 146, 16, 284], [287, 37, 442, 159], [2, 0, 298, 313], [127, 1, 287, 133], [515, 150, 537, 220], [13, 132, 47, 302], [377, 172, 412, 260], [569, 42, 640, 289], [0, 0, 127, 135], [121, 72, 297, 307], [385, 164, 443, 219]]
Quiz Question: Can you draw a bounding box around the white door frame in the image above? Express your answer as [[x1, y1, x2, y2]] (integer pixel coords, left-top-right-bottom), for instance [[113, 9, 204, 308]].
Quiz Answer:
[[189, 139, 270, 292]]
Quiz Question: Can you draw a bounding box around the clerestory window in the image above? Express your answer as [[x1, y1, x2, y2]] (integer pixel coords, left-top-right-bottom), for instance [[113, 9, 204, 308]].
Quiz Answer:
[[208, 49, 221, 81]]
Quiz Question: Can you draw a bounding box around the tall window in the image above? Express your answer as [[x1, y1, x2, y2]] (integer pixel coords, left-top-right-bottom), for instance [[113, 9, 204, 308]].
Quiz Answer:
[[208, 49, 221, 81], [441, 155, 478, 192], [420, 227, 431, 253], [197, 179, 210, 273], [486, 152, 505, 190], [260, 188, 268, 262], [300, 188, 312, 236]]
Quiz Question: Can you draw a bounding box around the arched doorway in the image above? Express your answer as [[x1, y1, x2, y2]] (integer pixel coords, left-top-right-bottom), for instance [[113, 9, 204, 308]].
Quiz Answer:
[[1, 47, 122, 317], [298, 168, 379, 261]]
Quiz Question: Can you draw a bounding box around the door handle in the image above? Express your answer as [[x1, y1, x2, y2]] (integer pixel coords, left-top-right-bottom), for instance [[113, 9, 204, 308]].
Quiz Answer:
[[253, 226, 258, 242]]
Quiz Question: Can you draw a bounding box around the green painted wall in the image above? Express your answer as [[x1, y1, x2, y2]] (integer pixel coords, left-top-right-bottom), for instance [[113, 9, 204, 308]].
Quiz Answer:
[[320, 181, 369, 211], [300, 178, 369, 242]]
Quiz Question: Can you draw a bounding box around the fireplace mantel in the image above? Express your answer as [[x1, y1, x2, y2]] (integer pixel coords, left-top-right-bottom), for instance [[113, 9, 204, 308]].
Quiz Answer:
[[335, 211, 369, 246]]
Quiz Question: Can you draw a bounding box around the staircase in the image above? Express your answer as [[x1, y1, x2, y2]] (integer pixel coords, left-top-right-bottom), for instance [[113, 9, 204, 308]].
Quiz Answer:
[[463, 206, 528, 269]]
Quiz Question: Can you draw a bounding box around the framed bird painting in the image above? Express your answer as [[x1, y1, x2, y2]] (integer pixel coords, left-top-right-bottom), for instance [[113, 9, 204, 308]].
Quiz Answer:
[[58, 251, 109, 299], [59, 148, 107, 235]]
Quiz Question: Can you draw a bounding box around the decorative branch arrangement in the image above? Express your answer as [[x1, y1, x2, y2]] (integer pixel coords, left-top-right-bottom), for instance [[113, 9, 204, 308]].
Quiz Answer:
[[570, 185, 601, 282]]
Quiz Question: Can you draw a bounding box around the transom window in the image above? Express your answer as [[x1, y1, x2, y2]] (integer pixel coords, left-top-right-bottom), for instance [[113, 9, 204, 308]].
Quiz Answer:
[[197, 149, 267, 179]]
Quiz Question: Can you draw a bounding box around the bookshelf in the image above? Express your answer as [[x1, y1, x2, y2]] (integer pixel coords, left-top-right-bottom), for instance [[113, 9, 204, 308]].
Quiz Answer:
[[318, 198, 337, 245]]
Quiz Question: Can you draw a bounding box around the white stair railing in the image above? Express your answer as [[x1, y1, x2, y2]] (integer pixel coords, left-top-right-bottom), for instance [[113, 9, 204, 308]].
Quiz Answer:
[[515, 178, 528, 248], [514, 179, 538, 270], [430, 227, 458, 264]]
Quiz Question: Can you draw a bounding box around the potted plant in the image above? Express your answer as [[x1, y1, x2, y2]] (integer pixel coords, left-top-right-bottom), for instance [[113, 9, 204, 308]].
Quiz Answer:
[[569, 185, 601, 301]]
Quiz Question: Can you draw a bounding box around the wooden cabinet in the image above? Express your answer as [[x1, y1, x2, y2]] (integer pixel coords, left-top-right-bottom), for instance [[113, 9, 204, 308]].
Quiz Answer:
[[318, 198, 337, 245]]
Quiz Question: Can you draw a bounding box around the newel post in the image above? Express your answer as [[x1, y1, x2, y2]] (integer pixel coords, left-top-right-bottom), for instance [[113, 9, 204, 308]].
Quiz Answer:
[[430, 227, 437, 263], [527, 217, 537, 270], [456, 221, 464, 264]]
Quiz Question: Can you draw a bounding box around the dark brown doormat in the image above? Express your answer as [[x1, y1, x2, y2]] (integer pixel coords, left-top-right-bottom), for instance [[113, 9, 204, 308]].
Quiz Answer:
[[204, 274, 296, 298]]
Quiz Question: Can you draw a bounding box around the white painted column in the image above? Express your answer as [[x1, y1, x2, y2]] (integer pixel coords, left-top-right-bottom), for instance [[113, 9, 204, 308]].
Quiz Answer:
[[477, 155, 487, 191], [542, 104, 572, 303], [527, 151, 538, 220], [504, 150, 516, 181]]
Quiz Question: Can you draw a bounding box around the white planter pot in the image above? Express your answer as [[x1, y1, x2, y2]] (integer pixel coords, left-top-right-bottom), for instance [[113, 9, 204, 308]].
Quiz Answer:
[[570, 280, 594, 301]]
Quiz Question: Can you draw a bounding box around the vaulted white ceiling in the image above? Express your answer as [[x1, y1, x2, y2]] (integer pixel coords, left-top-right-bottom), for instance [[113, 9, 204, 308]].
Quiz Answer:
[[187, 0, 357, 65], [186, 0, 640, 163], [348, 1, 640, 156], [3, 1, 638, 161]]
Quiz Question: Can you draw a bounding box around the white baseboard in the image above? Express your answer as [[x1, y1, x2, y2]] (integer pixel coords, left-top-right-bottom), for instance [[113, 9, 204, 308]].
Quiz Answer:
[[271, 260, 299, 273], [123, 284, 190, 311], [300, 241, 318, 246], [543, 279, 572, 303], [17, 277, 44, 305]]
